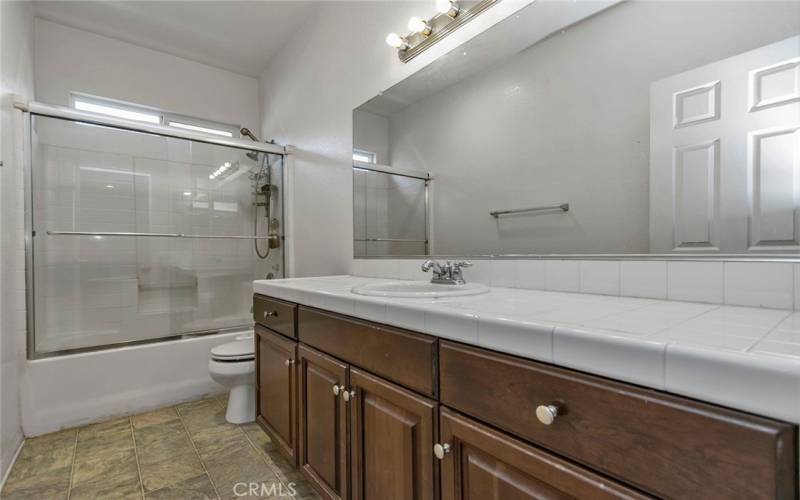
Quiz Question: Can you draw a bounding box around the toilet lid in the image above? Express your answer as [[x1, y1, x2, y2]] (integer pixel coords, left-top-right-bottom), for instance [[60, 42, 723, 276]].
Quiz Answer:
[[211, 340, 255, 361]]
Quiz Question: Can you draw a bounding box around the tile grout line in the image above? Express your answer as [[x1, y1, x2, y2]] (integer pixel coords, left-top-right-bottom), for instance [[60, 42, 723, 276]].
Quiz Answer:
[[65, 429, 79, 500], [177, 404, 222, 500], [213, 397, 299, 498], [128, 417, 146, 500], [236, 421, 294, 491]]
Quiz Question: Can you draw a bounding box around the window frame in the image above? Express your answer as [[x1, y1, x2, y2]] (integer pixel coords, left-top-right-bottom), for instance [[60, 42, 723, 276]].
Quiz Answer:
[[70, 92, 241, 139], [353, 148, 377, 163]]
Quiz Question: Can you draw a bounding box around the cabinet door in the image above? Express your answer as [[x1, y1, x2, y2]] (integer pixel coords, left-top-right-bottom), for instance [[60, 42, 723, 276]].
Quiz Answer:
[[349, 367, 437, 500], [256, 325, 297, 464], [298, 345, 349, 500], [439, 407, 650, 500]]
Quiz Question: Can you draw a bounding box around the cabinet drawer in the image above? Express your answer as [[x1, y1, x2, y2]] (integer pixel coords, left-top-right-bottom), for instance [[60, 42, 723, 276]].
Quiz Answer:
[[254, 294, 297, 338], [440, 341, 797, 499], [298, 307, 437, 397], [440, 407, 650, 500]]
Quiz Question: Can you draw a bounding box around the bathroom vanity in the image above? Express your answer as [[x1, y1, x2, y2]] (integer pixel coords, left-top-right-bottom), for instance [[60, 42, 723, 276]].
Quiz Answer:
[[252, 277, 798, 500]]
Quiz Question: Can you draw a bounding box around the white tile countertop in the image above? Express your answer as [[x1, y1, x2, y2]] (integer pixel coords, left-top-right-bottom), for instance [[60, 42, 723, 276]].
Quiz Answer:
[[254, 275, 800, 424]]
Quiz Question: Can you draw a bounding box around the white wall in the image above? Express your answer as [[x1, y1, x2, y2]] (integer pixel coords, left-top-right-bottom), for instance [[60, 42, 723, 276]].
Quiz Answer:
[[0, 0, 34, 479], [387, 1, 800, 254], [35, 19, 260, 135], [258, 0, 535, 277], [353, 109, 389, 164]]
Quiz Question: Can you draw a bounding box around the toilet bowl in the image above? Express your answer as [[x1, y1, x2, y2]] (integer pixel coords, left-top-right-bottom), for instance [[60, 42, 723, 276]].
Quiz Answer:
[[209, 338, 256, 424]]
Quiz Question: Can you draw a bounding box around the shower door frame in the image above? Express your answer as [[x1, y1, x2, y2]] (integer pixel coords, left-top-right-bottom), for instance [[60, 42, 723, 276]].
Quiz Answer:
[[352, 161, 431, 257], [19, 101, 288, 359]]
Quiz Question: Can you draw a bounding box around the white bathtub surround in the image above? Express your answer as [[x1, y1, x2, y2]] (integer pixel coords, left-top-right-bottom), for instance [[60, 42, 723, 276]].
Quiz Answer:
[[20, 331, 243, 436], [351, 259, 800, 310], [255, 276, 800, 423]]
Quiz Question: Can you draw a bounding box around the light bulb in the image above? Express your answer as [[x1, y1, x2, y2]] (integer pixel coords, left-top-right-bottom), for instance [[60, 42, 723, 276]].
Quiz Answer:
[[407, 17, 431, 35], [385, 33, 408, 49], [435, 0, 458, 17]]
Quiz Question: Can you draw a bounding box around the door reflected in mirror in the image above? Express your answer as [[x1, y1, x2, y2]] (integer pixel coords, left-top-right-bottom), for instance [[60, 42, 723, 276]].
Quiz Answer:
[[353, 0, 800, 257]]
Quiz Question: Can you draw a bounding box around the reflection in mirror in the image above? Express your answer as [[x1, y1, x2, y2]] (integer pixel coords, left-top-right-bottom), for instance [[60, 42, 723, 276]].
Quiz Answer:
[[353, 0, 800, 257]]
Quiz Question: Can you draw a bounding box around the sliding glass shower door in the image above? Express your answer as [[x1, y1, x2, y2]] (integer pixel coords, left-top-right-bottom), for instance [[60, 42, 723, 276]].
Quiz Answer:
[[29, 115, 283, 355], [353, 167, 429, 257]]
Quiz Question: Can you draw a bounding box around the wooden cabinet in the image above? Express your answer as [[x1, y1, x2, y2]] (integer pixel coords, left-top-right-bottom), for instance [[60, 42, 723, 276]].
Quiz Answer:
[[256, 294, 798, 500], [299, 306, 438, 397], [255, 325, 298, 464], [298, 345, 349, 500], [349, 368, 438, 500], [254, 294, 297, 338], [439, 407, 649, 500], [439, 341, 797, 499]]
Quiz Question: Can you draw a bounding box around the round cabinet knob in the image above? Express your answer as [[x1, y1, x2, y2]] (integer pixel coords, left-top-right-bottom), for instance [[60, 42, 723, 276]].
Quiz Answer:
[[332, 385, 341, 396], [264, 311, 278, 318], [342, 390, 354, 402], [433, 443, 451, 460], [284, 359, 294, 367], [535, 404, 559, 425]]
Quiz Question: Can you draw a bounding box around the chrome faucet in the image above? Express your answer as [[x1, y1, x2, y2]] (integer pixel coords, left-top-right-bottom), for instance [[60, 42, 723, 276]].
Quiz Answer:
[[421, 260, 473, 285]]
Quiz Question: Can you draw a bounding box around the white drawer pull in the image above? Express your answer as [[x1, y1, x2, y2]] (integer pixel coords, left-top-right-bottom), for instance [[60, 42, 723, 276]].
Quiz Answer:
[[536, 404, 559, 425]]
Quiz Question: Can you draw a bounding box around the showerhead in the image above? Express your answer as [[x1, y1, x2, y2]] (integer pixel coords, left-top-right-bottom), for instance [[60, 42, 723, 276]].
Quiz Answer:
[[240, 128, 261, 161], [240, 127, 260, 142]]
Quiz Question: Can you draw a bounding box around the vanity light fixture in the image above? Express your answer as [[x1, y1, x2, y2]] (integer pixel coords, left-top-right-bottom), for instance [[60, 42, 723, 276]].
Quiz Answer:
[[435, 0, 459, 17], [385, 33, 409, 49], [407, 17, 432, 36], [386, 0, 498, 63]]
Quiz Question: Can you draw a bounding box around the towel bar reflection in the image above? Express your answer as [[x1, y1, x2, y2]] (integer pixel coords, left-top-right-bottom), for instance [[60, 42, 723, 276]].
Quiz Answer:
[[490, 203, 569, 218], [354, 238, 429, 243]]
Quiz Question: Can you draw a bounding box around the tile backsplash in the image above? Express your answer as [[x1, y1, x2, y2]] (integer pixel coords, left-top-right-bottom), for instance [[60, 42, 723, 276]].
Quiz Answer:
[[350, 259, 798, 311]]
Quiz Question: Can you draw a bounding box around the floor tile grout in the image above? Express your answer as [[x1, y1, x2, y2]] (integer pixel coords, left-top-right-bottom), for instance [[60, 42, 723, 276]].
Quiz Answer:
[[2, 397, 316, 500], [212, 395, 302, 498], [66, 429, 79, 500], [128, 416, 146, 500], [177, 403, 222, 500]]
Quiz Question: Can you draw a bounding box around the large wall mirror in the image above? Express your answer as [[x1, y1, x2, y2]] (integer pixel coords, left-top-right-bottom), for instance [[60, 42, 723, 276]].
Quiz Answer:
[[353, 0, 800, 258]]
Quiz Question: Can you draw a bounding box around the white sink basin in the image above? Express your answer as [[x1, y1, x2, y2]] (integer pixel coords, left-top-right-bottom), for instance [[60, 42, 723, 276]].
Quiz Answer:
[[351, 281, 489, 298]]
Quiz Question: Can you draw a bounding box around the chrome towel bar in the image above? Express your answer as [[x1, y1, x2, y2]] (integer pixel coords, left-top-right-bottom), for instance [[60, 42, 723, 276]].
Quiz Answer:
[[45, 231, 272, 240], [354, 238, 428, 243], [490, 203, 569, 218]]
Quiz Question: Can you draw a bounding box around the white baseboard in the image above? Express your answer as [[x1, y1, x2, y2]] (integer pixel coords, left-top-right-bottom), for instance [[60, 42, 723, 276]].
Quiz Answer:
[[0, 438, 25, 491]]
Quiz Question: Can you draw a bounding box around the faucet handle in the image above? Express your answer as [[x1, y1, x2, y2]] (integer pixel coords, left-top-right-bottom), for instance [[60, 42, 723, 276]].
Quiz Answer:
[[421, 260, 435, 272]]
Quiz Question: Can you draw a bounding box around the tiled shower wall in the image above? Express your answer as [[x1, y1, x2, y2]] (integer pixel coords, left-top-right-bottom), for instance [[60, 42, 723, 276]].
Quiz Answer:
[[30, 116, 276, 353], [351, 259, 799, 310]]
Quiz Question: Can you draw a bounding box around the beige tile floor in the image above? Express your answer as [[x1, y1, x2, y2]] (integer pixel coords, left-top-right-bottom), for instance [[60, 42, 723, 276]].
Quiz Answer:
[[0, 395, 320, 500]]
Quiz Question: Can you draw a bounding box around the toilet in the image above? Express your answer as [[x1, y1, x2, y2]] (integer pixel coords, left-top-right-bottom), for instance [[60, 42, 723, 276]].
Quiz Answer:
[[208, 337, 256, 424]]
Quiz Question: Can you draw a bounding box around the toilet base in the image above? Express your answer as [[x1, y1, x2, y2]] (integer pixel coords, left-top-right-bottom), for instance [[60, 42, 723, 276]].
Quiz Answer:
[[225, 383, 255, 424]]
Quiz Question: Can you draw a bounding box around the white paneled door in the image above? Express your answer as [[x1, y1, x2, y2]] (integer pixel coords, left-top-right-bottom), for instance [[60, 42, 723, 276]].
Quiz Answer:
[[650, 35, 800, 253]]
